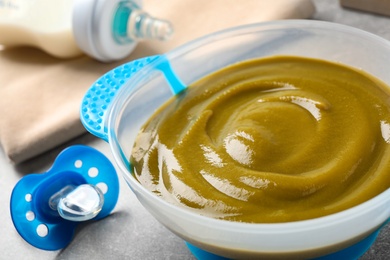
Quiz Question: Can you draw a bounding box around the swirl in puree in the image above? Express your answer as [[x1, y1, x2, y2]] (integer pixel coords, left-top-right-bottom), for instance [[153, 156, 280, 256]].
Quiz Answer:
[[130, 56, 390, 223]]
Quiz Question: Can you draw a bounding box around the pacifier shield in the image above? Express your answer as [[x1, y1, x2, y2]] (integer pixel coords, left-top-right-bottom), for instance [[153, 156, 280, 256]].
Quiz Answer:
[[10, 145, 119, 250]]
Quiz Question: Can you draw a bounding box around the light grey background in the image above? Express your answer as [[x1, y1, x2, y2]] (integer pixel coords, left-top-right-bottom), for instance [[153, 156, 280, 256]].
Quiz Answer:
[[1, 0, 389, 259]]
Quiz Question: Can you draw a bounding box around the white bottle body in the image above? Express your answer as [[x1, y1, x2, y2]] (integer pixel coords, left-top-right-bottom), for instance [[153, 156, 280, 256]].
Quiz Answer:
[[0, 0, 82, 58]]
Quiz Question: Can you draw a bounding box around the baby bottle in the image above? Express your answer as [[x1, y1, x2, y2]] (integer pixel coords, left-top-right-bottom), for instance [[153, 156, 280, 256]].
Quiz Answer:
[[0, 0, 173, 62]]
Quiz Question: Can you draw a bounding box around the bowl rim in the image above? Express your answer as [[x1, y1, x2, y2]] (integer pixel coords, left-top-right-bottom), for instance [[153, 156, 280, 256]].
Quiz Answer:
[[165, 19, 390, 64]]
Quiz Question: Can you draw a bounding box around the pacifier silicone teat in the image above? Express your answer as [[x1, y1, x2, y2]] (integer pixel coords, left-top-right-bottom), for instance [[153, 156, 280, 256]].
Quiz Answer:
[[10, 145, 119, 250], [80, 55, 186, 141]]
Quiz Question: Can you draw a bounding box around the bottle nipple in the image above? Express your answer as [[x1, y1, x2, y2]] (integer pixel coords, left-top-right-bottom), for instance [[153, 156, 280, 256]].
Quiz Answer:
[[113, 1, 174, 44], [73, 0, 174, 62]]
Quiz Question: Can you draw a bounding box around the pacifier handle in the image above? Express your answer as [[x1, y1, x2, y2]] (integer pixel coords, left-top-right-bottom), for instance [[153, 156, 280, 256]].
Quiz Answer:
[[10, 145, 119, 250], [80, 55, 186, 141]]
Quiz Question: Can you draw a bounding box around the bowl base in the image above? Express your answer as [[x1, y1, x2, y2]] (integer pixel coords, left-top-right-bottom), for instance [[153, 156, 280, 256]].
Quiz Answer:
[[186, 229, 379, 260]]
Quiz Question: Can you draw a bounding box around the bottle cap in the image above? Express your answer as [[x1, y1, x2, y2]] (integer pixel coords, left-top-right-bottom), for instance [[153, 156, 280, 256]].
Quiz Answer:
[[72, 0, 138, 62]]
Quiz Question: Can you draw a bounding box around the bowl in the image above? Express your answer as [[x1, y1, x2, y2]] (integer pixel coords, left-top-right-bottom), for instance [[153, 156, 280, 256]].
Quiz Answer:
[[81, 20, 390, 259]]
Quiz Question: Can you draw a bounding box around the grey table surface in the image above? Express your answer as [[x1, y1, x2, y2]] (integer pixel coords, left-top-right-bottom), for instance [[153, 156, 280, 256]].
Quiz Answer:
[[1, 0, 390, 259]]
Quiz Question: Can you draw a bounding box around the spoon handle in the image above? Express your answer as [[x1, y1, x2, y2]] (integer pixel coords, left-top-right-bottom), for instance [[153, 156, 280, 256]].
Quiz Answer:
[[80, 55, 160, 141]]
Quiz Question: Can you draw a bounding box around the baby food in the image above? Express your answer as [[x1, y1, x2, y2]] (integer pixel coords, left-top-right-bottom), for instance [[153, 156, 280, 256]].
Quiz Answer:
[[130, 56, 390, 223]]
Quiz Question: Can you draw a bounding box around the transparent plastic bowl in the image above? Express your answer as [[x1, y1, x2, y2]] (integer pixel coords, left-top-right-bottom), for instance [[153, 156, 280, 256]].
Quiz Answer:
[[82, 20, 390, 259]]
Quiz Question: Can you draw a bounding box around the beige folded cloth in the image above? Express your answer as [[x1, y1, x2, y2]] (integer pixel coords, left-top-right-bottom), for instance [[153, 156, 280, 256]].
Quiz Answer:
[[0, 0, 315, 164]]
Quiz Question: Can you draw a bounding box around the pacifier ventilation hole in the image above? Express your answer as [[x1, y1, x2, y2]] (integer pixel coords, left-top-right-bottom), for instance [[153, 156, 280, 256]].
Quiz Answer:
[[96, 182, 108, 194], [88, 167, 99, 178], [36, 224, 48, 237], [25, 193, 32, 202], [26, 211, 35, 221], [80, 56, 159, 141], [74, 159, 83, 168]]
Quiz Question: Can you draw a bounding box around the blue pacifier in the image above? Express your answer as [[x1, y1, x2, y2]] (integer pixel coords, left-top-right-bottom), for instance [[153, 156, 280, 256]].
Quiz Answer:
[[10, 145, 119, 251]]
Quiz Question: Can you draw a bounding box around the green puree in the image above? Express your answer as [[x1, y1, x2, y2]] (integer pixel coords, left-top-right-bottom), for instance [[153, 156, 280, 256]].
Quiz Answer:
[[130, 56, 390, 223]]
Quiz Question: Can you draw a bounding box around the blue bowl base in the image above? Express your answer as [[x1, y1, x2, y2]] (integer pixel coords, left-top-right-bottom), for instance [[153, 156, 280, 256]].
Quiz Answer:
[[186, 229, 380, 260]]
